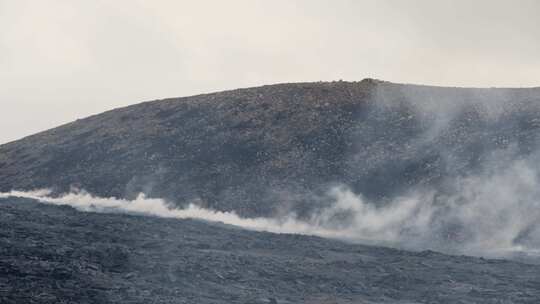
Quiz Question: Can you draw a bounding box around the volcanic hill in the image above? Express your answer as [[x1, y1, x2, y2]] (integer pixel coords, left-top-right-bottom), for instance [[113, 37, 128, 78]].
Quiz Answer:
[[1, 79, 540, 217]]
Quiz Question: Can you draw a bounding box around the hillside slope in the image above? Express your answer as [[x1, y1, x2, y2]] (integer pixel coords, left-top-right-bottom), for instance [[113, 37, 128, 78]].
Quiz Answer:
[[1, 80, 540, 217]]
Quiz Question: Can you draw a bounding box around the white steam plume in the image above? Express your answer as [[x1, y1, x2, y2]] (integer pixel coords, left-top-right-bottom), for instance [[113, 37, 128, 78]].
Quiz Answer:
[[3, 156, 540, 259]]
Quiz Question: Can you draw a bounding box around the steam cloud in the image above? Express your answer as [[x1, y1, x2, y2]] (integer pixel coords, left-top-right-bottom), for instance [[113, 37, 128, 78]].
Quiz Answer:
[[3, 85, 540, 258], [3, 154, 540, 258]]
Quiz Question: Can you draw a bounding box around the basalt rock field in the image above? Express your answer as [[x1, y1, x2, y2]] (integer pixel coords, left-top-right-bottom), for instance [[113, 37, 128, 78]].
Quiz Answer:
[[2, 79, 540, 302]]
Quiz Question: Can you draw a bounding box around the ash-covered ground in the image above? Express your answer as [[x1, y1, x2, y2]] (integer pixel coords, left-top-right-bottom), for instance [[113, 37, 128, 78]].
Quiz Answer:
[[3, 80, 540, 302], [2, 197, 540, 304]]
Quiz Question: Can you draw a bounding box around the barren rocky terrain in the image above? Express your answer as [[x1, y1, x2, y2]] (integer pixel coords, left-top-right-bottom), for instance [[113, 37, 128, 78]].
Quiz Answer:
[[2, 196, 540, 304], [1, 80, 539, 217], [3, 80, 540, 303]]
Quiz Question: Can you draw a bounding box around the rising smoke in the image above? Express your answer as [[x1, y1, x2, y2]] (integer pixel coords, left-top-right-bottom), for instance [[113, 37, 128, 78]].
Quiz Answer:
[[3, 153, 540, 259], [3, 84, 540, 258]]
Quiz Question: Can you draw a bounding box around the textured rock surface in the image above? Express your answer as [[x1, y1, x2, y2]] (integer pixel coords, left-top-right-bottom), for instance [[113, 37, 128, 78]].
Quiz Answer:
[[2, 80, 540, 217], [2, 197, 540, 304], [0, 81, 375, 216], [3, 81, 540, 303], [1, 80, 540, 218]]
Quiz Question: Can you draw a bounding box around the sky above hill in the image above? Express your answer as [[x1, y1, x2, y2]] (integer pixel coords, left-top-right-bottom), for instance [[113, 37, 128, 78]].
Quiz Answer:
[[1, 0, 539, 144]]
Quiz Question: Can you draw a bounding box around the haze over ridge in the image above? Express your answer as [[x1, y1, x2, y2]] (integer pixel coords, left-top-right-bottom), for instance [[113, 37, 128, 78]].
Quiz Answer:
[[3, 80, 540, 256]]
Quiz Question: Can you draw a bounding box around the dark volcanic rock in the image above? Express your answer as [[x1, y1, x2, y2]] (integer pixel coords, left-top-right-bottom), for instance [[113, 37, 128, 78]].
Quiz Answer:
[[1, 80, 540, 217], [2, 197, 540, 304], [0, 81, 375, 216]]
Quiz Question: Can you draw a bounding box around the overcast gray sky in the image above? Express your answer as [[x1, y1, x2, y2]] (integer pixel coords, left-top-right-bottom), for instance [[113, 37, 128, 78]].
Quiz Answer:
[[1, 0, 539, 144]]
